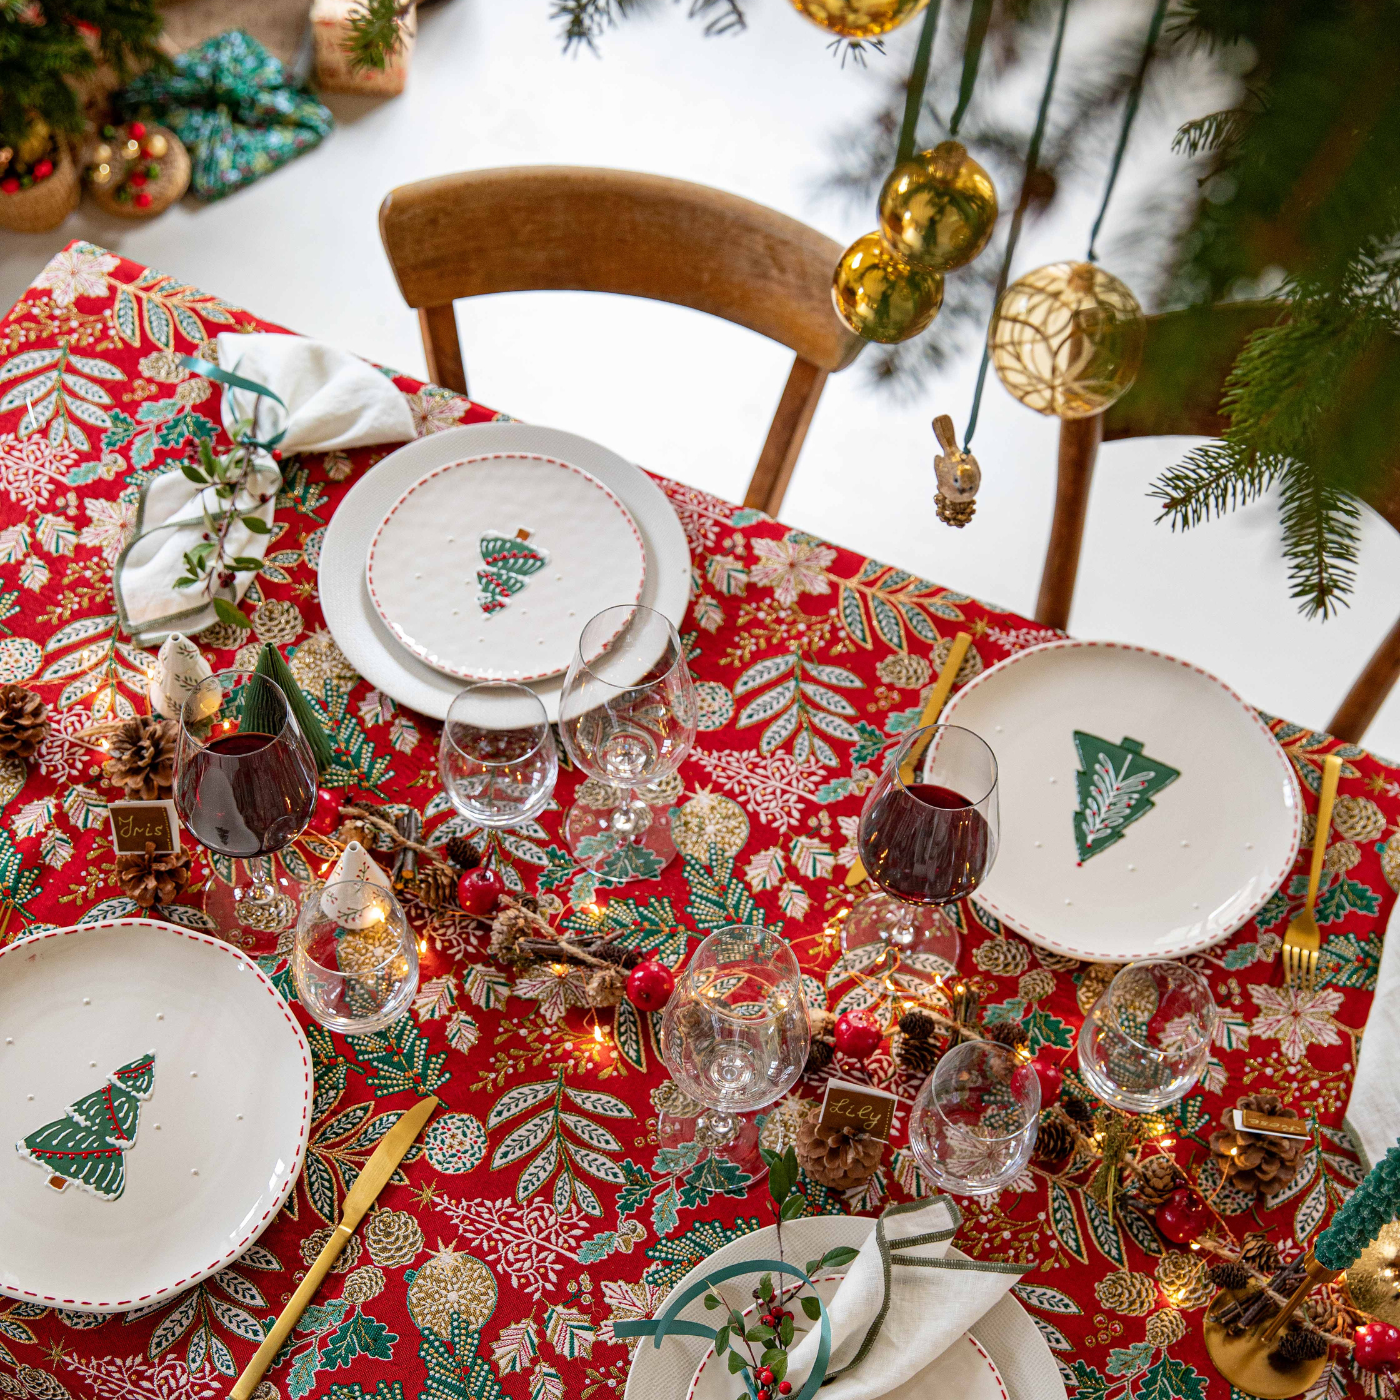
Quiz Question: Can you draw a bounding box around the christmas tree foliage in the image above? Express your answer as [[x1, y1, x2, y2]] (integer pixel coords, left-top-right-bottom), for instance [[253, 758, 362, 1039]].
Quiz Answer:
[[15, 1050, 156, 1201], [1072, 732, 1180, 864]]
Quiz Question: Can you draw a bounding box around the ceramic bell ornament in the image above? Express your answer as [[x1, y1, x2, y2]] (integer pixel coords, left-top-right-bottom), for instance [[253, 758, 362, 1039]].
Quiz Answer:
[[320, 841, 393, 928], [932, 414, 981, 527], [148, 632, 213, 719]]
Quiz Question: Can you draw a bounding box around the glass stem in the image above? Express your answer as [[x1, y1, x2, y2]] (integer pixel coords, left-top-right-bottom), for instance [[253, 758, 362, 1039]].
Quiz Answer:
[[239, 860, 277, 904], [694, 1109, 739, 1150], [609, 789, 652, 840]]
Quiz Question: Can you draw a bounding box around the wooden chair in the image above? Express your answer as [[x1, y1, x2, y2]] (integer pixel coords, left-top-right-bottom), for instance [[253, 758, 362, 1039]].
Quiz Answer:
[[1036, 301, 1400, 743], [378, 165, 864, 518]]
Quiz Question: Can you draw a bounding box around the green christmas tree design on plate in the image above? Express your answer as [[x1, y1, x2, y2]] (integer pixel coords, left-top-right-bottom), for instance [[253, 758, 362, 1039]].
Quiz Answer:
[[476, 528, 548, 617], [15, 1051, 157, 1201], [1072, 732, 1181, 863]]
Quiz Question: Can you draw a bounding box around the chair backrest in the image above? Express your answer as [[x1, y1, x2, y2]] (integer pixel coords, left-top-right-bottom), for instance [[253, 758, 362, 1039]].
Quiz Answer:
[[378, 166, 863, 516]]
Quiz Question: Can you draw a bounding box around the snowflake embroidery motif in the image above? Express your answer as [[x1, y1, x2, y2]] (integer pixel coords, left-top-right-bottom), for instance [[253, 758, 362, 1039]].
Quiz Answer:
[[406, 385, 471, 436], [0, 433, 80, 512], [78, 496, 136, 563], [690, 747, 831, 832], [31, 243, 120, 308], [749, 535, 837, 607], [1247, 983, 1344, 1061]]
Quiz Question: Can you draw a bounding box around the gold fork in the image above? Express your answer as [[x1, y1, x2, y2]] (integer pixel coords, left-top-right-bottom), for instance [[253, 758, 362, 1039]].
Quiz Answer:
[[1282, 752, 1342, 994]]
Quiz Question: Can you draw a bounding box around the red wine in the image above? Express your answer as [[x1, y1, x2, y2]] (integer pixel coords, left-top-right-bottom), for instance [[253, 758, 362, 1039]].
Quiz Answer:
[[859, 782, 991, 906], [174, 731, 316, 859]]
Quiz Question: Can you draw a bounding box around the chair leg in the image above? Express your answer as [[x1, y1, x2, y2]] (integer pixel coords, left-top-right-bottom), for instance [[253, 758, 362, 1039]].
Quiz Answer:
[[1327, 614, 1400, 742], [1035, 414, 1103, 632], [418, 304, 468, 396], [745, 356, 828, 519]]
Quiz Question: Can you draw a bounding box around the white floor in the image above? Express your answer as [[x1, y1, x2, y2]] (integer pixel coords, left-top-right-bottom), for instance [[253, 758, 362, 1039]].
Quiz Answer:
[[4, 0, 1399, 759]]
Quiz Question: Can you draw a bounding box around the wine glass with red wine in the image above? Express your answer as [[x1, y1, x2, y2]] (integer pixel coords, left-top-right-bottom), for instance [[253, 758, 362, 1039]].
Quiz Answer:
[[843, 723, 998, 985], [174, 670, 318, 952]]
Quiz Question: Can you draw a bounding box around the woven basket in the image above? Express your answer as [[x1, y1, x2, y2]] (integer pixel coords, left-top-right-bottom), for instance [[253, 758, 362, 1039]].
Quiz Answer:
[[0, 141, 80, 234], [87, 126, 191, 219]]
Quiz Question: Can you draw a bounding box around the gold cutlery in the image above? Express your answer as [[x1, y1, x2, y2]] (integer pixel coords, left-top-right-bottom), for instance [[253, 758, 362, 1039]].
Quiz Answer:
[[1282, 753, 1342, 994], [229, 1094, 439, 1400]]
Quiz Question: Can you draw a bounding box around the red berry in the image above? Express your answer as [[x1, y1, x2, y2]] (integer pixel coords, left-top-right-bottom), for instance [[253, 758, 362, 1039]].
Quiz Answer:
[[759, 1315, 772, 1327], [757, 1392, 770, 1400], [1155, 1188, 1209, 1245], [779, 1385, 792, 1396], [129, 121, 147, 138], [456, 866, 504, 916], [1, 177, 17, 194], [1355, 1322, 1400, 1373], [32, 158, 52, 180], [833, 1009, 882, 1060], [758, 1368, 774, 1384], [128, 171, 147, 188], [626, 956, 675, 1012], [135, 192, 152, 208]]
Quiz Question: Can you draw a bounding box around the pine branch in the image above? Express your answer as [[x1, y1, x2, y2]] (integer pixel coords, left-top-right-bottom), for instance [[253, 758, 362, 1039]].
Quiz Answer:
[[1148, 440, 1280, 529], [686, 0, 745, 37], [1171, 107, 1252, 158], [345, 0, 413, 72], [1277, 457, 1361, 620]]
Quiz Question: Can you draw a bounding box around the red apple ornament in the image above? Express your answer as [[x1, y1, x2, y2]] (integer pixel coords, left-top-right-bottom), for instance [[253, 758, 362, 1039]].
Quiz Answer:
[[309, 787, 343, 834], [1355, 1322, 1400, 1373], [457, 866, 504, 916], [834, 1010, 882, 1060], [626, 957, 675, 1012], [1155, 1188, 1209, 1245]]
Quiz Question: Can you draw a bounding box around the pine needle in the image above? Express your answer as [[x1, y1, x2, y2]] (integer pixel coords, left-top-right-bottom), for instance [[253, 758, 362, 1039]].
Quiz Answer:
[[345, 0, 412, 73]]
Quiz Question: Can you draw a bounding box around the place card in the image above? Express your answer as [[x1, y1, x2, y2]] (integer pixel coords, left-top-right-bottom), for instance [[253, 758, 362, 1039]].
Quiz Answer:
[[108, 799, 180, 855], [1234, 1108, 1309, 1140], [819, 1079, 898, 1142]]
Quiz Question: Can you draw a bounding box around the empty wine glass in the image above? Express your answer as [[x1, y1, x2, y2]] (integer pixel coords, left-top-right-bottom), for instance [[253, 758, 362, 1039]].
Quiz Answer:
[[559, 604, 697, 879], [173, 669, 318, 953], [908, 1040, 1039, 1195], [844, 723, 999, 985], [439, 682, 557, 830], [294, 880, 419, 1034], [1077, 959, 1218, 1112], [658, 925, 810, 1177]]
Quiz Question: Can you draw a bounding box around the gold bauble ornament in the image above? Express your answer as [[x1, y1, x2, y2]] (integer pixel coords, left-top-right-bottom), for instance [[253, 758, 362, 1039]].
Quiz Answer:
[[832, 232, 943, 345], [144, 132, 168, 158], [988, 260, 1144, 418], [788, 0, 928, 39], [879, 141, 998, 272], [1346, 1220, 1400, 1326]]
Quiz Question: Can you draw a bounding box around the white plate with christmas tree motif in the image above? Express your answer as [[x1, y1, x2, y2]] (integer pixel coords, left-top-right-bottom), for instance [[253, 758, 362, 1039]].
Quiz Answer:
[[938, 639, 1302, 962], [0, 918, 311, 1312], [364, 452, 647, 684]]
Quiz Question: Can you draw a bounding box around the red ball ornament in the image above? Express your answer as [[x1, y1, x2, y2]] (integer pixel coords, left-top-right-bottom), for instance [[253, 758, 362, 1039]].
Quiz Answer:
[[1028, 1056, 1062, 1107], [32, 158, 52, 181], [135, 191, 152, 208], [129, 121, 147, 139], [456, 866, 504, 916], [1355, 1322, 1400, 1373], [626, 957, 675, 1012], [834, 1010, 883, 1060], [309, 788, 343, 834], [127, 171, 147, 188], [1, 177, 18, 194], [1155, 1188, 1208, 1245]]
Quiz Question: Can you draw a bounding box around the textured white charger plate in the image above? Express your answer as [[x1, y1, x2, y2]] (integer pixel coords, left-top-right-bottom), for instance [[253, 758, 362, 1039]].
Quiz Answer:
[[624, 1216, 1064, 1400], [318, 424, 692, 722], [365, 453, 647, 684], [940, 639, 1302, 962], [0, 919, 311, 1312]]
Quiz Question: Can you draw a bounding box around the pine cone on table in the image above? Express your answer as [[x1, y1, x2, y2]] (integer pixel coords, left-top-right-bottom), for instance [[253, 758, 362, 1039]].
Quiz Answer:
[[1145, 1310, 1187, 1348], [115, 841, 193, 908], [1035, 1114, 1074, 1163], [103, 716, 177, 799], [1157, 1252, 1215, 1310], [795, 1106, 883, 1188], [1208, 1094, 1306, 1197], [0, 685, 47, 760], [595, 942, 644, 969], [804, 1039, 835, 1075], [583, 966, 627, 1007], [1208, 1261, 1250, 1291], [444, 836, 480, 870], [898, 1009, 937, 1041], [1307, 1293, 1360, 1340], [896, 1035, 940, 1077], [409, 861, 458, 910], [1240, 1232, 1282, 1275], [1130, 1153, 1184, 1208], [1270, 1326, 1329, 1366], [1061, 1096, 1094, 1127], [984, 1021, 1030, 1052]]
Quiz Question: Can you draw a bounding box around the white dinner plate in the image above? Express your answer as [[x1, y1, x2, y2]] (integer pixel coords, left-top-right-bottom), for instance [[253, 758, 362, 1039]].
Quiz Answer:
[[318, 424, 692, 722], [365, 453, 647, 684], [940, 639, 1301, 962], [0, 919, 311, 1312], [624, 1216, 1064, 1400]]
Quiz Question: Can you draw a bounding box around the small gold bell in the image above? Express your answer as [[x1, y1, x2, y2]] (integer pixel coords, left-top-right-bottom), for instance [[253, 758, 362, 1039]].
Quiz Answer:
[[144, 133, 168, 158], [932, 415, 981, 527]]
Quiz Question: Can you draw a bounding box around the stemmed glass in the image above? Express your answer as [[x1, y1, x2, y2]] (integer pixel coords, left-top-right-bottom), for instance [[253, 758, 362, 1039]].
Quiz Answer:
[[658, 925, 810, 1177], [1078, 959, 1219, 1112], [559, 604, 697, 879], [844, 723, 999, 985], [908, 1040, 1040, 1195], [173, 670, 317, 953]]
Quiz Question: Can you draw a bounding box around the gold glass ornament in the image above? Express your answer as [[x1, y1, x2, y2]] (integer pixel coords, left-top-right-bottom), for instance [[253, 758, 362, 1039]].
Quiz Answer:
[[1346, 1221, 1400, 1326], [788, 0, 928, 39], [879, 141, 998, 272], [988, 261, 1144, 418], [144, 133, 168, 158], [832, 232, 944, 345]]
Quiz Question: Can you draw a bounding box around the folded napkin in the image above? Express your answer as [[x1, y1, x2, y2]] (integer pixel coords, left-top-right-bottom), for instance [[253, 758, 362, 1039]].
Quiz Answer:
[[1344, 894, 1400, 1170], [785, 1197, 1024, 1400], [118, 31, 333, 201], [115, 332, 416, 646]]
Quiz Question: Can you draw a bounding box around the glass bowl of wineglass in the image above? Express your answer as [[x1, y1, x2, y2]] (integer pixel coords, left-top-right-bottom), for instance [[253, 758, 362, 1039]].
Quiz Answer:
[[559, 604, 697, 880], [658, 925, 809, 1177], [439, 681, 558, 832], [173, 669, 318, 953], [844, 722, 998, 987]]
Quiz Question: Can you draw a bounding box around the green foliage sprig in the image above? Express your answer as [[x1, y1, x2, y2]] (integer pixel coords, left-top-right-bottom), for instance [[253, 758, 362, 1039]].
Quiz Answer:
[[345, 0, 413, 73]]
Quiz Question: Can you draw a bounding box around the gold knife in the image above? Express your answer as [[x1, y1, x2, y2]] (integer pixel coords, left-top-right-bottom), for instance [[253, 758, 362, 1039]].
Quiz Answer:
[[845, 631, 973, 888], [229, 1094, 438, 1400]]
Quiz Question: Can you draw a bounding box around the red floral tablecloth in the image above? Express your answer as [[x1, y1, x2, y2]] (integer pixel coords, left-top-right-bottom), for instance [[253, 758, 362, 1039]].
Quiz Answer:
[[0, 240, 1396, 1400]]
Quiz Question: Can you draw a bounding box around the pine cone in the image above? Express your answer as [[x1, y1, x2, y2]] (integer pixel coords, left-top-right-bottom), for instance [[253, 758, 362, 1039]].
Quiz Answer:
[[1209, 1261, 1250, 1291], [1131, 1153, 1184, 1208], [1157, 1252, 1214, 1310], [897, 1035, 940, 1077], [1270, 1326, 1328, 1366], [984, 1021, 1030, 1053], [1240, 1232, 1281, 1275], [1145, 1310, 1187, 1348], [595, 942, 643, 969], [335, 819, 370, 850], [1035, 1115, 1074, 1163], [1208, 1094, 1306, 1196], [898, 1010, 937, 1041], [411, 862, 458, 910], [972, 937, 1030, 977], [1062, 1096, 1094, 1126], [115, 841, 193, 908], [364, 1208, 424, 1268], [103, 716, 177, 799], [1307, 1293, 1359, 1340], [444, 836, 480, 870], [0, 685, 47, 760], [583, 966, 627, 1007], [1094, 1270, 1157, 1317], [795, 1106, 883, 1188], [804, 1038, 835, 1075]]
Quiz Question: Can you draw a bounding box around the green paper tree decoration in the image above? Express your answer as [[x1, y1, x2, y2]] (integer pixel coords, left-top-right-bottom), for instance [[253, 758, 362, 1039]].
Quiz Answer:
[[246, 642, 334, 776], [1072, 732, 1181, 863], [1315, 1139, 1400, 1270], [15, 1051, 156, 1202]]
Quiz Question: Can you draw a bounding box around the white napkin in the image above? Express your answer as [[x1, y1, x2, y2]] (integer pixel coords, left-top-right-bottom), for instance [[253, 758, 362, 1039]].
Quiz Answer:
[[1344, 895, 1400, 1170], [115, 333, 416, 646], [785, 1197, 1024, 1400]]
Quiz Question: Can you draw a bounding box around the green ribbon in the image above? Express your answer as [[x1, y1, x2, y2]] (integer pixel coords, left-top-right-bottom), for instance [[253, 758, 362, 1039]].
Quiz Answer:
[[176, 355, 289, 453]]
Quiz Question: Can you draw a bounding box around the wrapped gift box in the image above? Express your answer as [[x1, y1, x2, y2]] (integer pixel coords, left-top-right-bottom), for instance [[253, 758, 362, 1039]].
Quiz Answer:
[[311, 0, 416, 96]]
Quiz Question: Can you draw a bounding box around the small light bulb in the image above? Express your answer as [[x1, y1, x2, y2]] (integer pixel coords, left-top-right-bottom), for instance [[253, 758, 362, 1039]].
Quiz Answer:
[[593, 1024, 604, 1044]]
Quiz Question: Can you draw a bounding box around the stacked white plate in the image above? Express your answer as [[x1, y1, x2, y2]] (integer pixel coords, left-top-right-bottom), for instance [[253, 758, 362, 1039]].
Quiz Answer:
[[319, 424, 693, 722]]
